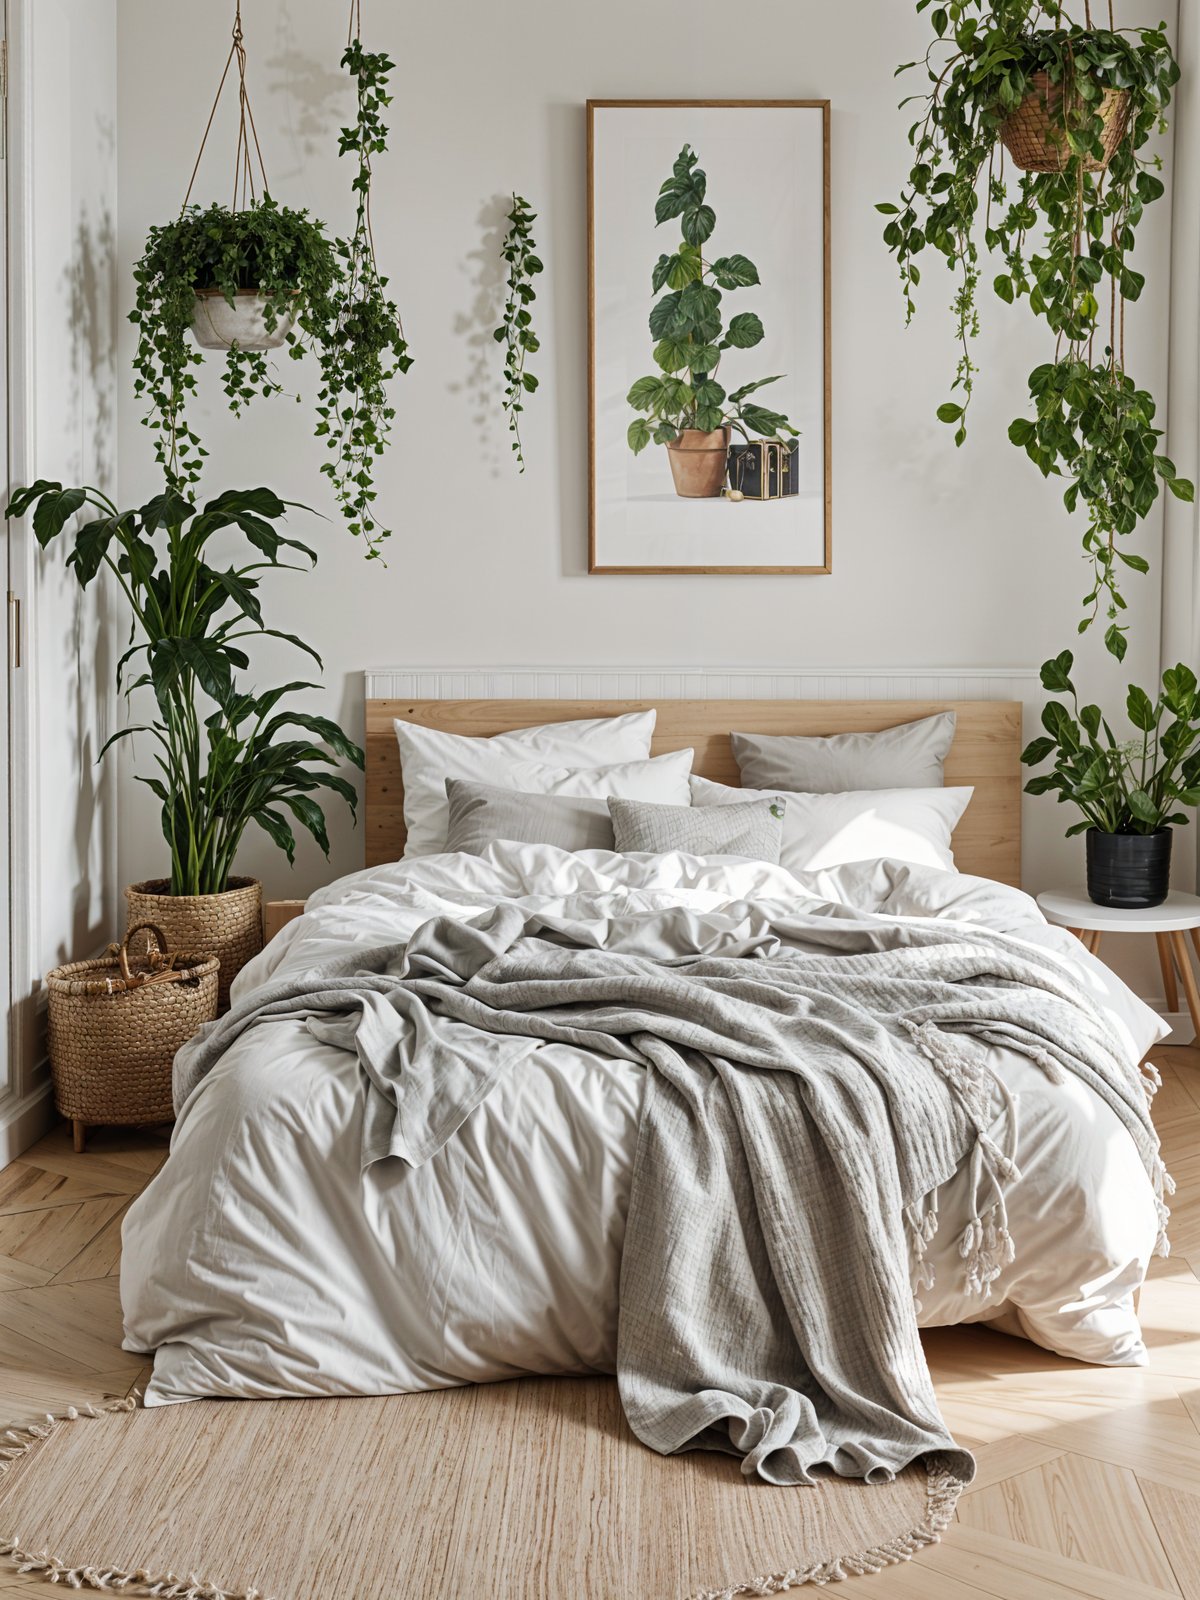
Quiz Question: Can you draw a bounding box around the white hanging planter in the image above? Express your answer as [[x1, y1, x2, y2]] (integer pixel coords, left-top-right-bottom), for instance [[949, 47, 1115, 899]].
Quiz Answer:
[[190, 289, 295, 351]]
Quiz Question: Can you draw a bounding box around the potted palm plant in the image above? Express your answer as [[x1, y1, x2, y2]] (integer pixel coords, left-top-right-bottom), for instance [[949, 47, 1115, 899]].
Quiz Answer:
[[1022, 651, 1200, 908], [880, 1, 1191, 659], [5, 479, 363, 1009], [626, 145, 799, 499]]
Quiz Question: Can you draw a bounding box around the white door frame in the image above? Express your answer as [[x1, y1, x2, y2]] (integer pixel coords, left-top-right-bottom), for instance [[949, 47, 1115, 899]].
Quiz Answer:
[[2, 0, 56, 1158]]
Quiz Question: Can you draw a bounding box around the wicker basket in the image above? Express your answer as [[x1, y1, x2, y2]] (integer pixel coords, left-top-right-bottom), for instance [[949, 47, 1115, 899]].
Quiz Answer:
[[46, 924, 219, 1148], [999, 73, 1130, 173], [125, 876, 262, 1013]]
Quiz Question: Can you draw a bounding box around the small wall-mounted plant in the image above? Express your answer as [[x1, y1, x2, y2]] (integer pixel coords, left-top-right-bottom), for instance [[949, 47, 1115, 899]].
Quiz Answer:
[[493, 195, 542, 471], [880, 0, 1192, 659], [129, 2, 411, 560]]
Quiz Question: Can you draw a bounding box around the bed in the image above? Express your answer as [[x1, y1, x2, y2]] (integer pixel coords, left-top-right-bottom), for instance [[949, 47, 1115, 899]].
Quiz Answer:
[[121, 697, 1168, 1432]]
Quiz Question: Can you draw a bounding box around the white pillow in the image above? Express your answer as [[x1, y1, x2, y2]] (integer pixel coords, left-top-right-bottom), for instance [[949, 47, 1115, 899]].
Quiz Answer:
[[395, 710, 656, 856], [690, 775, 973, 874]]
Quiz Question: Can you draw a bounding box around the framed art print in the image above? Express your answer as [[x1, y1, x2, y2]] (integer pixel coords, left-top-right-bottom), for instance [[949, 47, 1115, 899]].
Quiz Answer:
[[588, 100, 831, 575]]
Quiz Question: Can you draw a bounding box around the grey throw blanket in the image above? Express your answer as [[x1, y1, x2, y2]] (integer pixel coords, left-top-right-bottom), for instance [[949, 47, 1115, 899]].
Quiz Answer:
[[174, 898, 1168, 1489]]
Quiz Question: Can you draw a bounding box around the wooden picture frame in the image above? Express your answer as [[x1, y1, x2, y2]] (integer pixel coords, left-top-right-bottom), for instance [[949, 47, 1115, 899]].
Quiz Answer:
[[587, 100, 832, 575]]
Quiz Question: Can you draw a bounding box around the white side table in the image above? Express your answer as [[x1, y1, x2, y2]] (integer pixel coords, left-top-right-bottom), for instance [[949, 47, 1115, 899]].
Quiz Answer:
[[1037, 888, 1200, 1039]]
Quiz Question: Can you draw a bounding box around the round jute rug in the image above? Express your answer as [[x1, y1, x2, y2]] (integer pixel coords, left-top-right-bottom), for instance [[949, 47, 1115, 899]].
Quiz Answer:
[[0, 1379, 961, 1598]]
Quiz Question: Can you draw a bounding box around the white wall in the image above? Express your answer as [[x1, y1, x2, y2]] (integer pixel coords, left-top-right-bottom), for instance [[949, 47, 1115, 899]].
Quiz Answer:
[[112, 1, 1183, 994], [4, 0, 119, 1157]]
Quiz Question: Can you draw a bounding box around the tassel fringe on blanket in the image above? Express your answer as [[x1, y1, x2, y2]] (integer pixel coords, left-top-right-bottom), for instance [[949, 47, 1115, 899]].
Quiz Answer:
[[0, 1395, 274, 1599]]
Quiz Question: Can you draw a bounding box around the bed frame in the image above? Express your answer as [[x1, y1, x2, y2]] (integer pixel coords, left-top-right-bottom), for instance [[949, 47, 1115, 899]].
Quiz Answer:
[[264, 698, 1022, 940]]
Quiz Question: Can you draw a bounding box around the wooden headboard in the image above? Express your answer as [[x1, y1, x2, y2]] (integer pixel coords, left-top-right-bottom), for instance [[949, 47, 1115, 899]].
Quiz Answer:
[[364, 699, 1023, 885]]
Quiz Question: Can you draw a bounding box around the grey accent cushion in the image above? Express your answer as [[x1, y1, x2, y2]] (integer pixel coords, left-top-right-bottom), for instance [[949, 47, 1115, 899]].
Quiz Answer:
[[444, 779, 614, 855], [607, 796, 784, 862], [731, 712, 956, 794]]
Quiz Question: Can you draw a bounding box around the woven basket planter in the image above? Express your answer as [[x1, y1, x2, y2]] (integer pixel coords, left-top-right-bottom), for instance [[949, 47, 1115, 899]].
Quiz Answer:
[[125, 877, 263, 1014], [46, 925, 219, 1150], [999, 73, 1130, 173]]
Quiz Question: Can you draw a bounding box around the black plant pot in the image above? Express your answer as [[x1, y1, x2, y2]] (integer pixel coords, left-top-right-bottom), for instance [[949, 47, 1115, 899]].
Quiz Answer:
[[1086, 828, 1173, 909]]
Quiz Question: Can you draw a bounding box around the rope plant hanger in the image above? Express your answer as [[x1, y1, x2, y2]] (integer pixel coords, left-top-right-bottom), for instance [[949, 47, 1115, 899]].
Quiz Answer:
[[182, 0, 270, 215], [130, 0, 411, 559]]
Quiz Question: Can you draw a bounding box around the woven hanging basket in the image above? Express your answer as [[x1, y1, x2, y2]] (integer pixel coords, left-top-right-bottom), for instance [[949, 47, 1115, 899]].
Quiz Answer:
[[125, 877, 263, 1013], [45, 925, 219, 1130], [999, 72, 1130, 173]]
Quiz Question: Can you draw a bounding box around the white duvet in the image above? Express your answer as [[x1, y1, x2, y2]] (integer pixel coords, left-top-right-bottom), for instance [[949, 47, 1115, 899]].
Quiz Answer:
[[121, 846, 1168, 1406]]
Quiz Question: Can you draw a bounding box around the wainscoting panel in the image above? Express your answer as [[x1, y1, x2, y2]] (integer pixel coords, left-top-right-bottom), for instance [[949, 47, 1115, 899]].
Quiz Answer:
[[364, 665, 1039, 703]]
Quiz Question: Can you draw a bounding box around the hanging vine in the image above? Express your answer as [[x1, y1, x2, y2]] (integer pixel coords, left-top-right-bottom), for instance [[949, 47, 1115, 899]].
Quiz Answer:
[[880, 0, 1192, 659], [322, 2, 413, 555], [129, 0, 412, 561], [493, 195, 542, 471]]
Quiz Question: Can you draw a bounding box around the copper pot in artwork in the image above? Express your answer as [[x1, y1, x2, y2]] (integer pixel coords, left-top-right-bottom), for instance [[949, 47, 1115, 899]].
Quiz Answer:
[[665, 426, 731, 498]]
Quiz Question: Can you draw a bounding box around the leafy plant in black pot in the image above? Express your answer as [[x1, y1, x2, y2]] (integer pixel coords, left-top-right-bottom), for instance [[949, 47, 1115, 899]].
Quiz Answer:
[[881, 0, 1192, 659], [1022, 651, 1200, 907], [626, 145, 799, 499]]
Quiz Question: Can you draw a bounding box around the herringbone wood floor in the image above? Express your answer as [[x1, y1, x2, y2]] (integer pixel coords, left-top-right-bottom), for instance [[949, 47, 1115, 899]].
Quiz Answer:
[[0, 1050, 1197, 1597]]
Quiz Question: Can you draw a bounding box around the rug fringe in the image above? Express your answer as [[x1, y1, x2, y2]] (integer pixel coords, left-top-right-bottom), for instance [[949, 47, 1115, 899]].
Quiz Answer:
[[684, 1457, 965, 1598], [0, 1395, 273, 1600]]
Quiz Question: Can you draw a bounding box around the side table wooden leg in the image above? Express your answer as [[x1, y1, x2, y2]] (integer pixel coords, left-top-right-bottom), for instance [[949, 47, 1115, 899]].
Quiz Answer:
[[1156, 932, 1180, 1012], [1089, 930, 1103, 956], [1168, 931, 1200, 1044], [72, 1119, 87, 1154]]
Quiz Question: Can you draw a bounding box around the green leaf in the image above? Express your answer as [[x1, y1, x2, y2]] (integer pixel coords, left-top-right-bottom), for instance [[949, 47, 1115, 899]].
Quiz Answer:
[[653, 336, 691, 374], [1127, 788, 1160, 825], [709, 254, 759, 289], [1040, 651, 1075, 694], [31, 487, 86, 548], [727, 375, 783, 404], [1020, 736, 1057, 766], [627, 375, 664, 410], [627, 417, 652, 454], [722, 312, 764, 350], [680, 204, 716, 246], [5, 480, 61, 520], [648, 293, 685, 339], [937, 402, 964, 424], [993, 274, 1015, 304], [1127, 685, 1157, 733], [663, 245, 703, 290]]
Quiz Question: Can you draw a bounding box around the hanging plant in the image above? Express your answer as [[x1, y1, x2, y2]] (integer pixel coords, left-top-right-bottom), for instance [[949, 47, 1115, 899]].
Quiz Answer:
[[324, 15, 412, 550], [880, 0, 1193, 659], [492, 195, 542, 472], [129, 2, 411, 561]]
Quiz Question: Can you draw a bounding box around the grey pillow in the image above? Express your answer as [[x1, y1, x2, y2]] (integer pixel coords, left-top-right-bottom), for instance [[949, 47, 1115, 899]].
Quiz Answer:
[[443, 779, 614, 855], [731, 712, 956, 794], [608, 796, 783, 862]]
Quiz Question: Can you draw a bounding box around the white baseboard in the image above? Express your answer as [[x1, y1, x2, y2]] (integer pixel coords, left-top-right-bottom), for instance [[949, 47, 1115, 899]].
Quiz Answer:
[[1148, 1005, 1197, 1047], [0, 1078, 56, 1167]]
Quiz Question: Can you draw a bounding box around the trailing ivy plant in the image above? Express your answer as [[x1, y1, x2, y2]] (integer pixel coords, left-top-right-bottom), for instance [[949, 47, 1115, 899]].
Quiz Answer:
[[627, 146, 799, 453], [493, 195, 542, 471], [131, 198, 337, 492], [5, 479, 363, 897], [129, 38, 410, 561], [325, 33, 413, 553], [880, 0, 1192, 659]]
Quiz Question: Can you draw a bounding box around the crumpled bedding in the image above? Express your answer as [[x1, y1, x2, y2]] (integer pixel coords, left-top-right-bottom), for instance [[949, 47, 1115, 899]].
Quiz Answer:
[[121, 846, 1169, 1407]]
